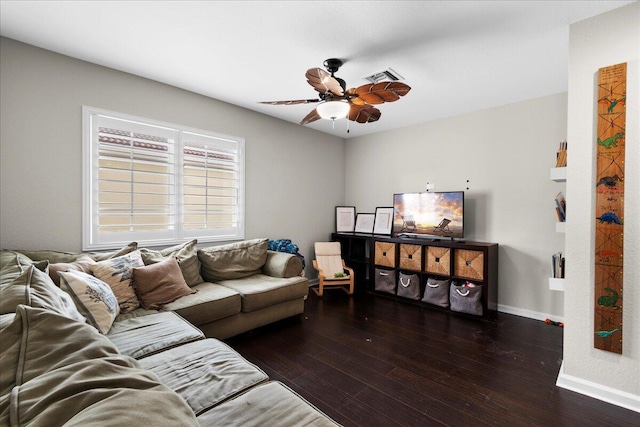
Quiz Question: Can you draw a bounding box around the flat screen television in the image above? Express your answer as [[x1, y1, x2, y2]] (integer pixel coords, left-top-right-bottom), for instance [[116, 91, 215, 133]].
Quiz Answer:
[[392, 191, 464, 239]]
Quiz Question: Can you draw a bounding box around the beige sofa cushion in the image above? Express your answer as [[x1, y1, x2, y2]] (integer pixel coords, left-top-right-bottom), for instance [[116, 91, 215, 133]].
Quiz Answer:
[[0, 251, 34, 283], [107, 312, 204, 359], [216, 274, 309, 313], [162, 282, 241, 326], [15, 242, 138, 263], [139, 239, 203, 287], [196, 381, 341, 427], [198, 238, 268, 282], [261, 250, 304, 278], [2, 305, 198, 427], [0, 265, 85, 323], [139, 339, 268, 416]]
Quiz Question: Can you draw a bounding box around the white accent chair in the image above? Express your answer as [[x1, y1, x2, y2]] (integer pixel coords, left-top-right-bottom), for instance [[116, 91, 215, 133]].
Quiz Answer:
[[312, 242, 354, 296]]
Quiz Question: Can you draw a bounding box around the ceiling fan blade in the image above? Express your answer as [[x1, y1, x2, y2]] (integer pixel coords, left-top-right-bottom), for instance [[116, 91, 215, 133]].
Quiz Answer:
[[351, 82, 411, 105], [345, 88, 366, 106], [348, 104, 381, 123], [260, 99, 320, 105], [300, 108, 321, 125], [306, 68, 344, 96]]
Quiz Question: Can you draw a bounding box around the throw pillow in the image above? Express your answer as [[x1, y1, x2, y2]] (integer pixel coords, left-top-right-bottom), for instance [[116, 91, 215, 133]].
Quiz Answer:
[[197, 238, 268, 282], [47, 256, 96, 286], [132, 256, 196, 309], [58, 270, 120, 334], [139, 239, 203, 287], [90, 250, 144, 313]]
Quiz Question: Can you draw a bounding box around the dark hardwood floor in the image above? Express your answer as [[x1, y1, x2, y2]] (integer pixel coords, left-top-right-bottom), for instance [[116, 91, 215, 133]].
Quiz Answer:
[[226, 290, 639, 426]]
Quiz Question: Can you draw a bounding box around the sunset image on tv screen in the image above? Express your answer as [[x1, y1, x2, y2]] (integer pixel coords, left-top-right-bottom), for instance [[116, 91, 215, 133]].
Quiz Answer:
[[393, 192, 464, 238]]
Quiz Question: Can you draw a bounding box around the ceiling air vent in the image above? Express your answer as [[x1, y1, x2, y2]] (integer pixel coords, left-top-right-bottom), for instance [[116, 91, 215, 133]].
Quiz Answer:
[[362, 67, 404, 84]]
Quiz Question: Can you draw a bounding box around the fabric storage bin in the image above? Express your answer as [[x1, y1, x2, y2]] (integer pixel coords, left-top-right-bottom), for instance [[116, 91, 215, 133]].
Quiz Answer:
[[422, 277, 450, 308], [374, 268, 396, 294], [374, 241, 396, 268], [397, 272, 421, 300], [454, 249, 484, 280], [399, 244, 422, 271], [449, 281, 483, 315], [425, 246, 451, 276]]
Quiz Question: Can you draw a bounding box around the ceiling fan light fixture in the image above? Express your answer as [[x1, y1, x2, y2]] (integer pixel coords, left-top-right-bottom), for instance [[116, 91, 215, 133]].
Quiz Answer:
[[316, 100, 350, 121]]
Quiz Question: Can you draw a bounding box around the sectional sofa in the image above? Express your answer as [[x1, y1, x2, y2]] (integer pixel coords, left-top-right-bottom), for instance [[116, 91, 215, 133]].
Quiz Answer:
[[0, 239, 340, 426]]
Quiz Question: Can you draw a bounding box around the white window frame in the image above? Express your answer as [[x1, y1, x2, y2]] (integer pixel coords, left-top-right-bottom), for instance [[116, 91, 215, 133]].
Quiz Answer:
[[82, 106, 245, 250]]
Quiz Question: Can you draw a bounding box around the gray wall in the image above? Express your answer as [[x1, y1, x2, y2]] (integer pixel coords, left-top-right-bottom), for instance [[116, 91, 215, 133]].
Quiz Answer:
[[0, 37, 345, 277], [345, 93, 568, 318]]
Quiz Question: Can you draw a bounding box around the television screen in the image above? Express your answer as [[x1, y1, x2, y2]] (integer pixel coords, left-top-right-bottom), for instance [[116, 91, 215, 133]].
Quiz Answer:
[[393, 191, 464, 239]]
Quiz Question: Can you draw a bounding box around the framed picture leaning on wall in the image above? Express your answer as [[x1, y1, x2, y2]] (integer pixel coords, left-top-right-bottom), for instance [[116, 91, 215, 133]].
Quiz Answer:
[[336, 206, 356, 232], [355, 213, 375, 233], [373, 207, 394, 235]]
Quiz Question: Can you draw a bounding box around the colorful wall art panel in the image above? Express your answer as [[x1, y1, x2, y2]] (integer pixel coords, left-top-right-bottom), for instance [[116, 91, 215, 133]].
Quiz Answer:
[[594, 62, 626, 354]]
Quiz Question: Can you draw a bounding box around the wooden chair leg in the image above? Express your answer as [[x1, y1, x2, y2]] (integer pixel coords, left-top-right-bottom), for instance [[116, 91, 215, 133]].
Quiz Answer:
[[311, 278, 325, 297]]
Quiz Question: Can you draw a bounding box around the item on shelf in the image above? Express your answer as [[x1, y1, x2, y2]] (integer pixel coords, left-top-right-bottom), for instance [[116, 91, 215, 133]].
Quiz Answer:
[[449, 281, 483, 316], [373, 207, 394, 235], [421, 277, 450, 308], [454, 249, 484, 280], [555, 140, 567, 167], [397, 272, 421, 300], [354, 213, 375, 233], [335, 206, 356, 232], [374, 268, 396, 294], [425, 246, 451, 275], [374, 241, 396, 267], [551, 252, 565, 278], [399, 244, 422, 271], [554, 192, 566, 222]]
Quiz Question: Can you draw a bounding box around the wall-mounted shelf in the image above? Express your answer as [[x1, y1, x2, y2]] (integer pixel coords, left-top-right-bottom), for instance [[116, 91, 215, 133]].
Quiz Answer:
[[550, 167, 567, 182], [551, 164, 566, 294], [549, 277, 565, 292]]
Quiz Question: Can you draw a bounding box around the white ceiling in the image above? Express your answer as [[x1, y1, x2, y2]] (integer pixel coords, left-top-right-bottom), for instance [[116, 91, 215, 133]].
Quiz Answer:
[[0, 1, 635, 138]]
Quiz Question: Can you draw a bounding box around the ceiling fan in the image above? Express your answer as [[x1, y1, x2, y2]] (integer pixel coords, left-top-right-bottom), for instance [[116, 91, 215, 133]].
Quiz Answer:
[[260, 58, 411, 126]]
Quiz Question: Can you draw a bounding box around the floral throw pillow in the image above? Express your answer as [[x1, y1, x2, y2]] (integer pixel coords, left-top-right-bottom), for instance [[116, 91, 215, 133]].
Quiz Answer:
[[58, 270, 120, 334], [90, 251, 144, 313]]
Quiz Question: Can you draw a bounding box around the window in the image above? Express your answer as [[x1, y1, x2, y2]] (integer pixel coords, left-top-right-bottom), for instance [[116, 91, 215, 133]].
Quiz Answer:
[[82, 107, 244, 250]]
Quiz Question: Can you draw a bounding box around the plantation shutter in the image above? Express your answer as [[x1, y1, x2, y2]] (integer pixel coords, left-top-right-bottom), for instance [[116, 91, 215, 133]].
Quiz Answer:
[[83, 107, 244, 250], [182, 132, 243, 239]]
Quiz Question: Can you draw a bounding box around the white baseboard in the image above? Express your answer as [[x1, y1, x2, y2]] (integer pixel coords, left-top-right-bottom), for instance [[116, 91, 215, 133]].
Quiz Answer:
[[556, 361, 640, 413], [497, 303, 564, 323]]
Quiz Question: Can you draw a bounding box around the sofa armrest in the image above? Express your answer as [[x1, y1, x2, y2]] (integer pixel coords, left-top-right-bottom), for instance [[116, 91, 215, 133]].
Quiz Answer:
[[262, 251, 303, 278]]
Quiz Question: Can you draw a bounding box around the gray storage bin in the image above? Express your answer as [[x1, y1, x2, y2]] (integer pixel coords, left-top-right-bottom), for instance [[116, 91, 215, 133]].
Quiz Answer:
[[449, 281, 483, 316], [374, 268, 396, 294], [422, 277, 450, 308], [397, 272, 421, 300]]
